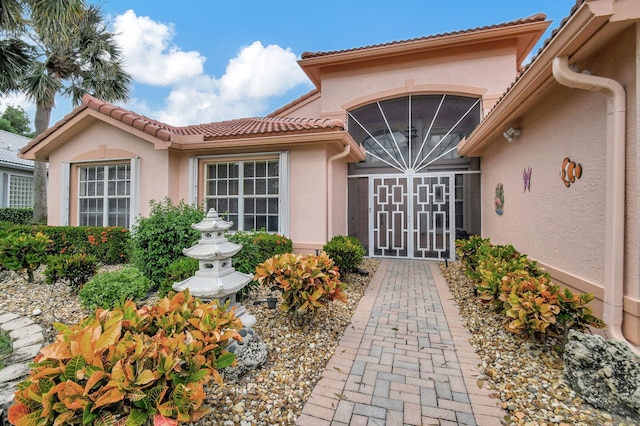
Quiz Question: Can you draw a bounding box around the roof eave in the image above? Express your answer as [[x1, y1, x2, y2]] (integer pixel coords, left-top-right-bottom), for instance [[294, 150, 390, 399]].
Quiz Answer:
[[299, 19, 550, 89], [169, 130, 366, 162], [458, 1, 615, 157]]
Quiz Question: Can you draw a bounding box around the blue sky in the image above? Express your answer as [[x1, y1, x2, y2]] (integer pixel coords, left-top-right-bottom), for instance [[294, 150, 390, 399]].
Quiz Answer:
[[1, 0, 576, 128]]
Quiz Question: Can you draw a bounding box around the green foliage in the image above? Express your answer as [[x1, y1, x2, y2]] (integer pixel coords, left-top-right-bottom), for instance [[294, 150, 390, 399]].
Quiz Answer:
[[0, 224, 130, 264], [132, 199, 205, 285], [255, 252, 346, 325], [0, 105, 34, 137], [227, 230, 293, 299], [158, 257, 199, 297], [0, 208, 33, 225], [322, 235, 365, 275], [456, 238, 605, 346], [78, 267, 151, 311], [44, 253, 98, 290], [0, 231, 50, 282], [8, 290, 242, 426], [0, 328, 13, 370]]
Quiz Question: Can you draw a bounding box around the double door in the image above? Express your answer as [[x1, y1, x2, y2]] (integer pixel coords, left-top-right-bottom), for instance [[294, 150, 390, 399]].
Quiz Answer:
[[369, 173, 454, 260]]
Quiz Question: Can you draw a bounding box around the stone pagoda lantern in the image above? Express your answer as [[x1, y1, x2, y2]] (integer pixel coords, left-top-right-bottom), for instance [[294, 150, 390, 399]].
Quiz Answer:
[[173, 208, 256, 328]]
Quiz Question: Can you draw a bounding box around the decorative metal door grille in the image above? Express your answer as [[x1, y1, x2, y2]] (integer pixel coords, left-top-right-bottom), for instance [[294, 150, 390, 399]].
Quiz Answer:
[[370, 174, 454, 260]]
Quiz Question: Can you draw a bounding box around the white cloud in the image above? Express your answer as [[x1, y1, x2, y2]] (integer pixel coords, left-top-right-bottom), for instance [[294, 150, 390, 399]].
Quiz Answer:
[[220, 41, 309, 101], [111, 12, 311, 125], [112, 10, 205, 86]]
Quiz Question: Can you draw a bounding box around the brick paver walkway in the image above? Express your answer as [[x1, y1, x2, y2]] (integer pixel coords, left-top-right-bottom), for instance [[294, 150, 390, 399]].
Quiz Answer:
[[297, 259, 507, 425]]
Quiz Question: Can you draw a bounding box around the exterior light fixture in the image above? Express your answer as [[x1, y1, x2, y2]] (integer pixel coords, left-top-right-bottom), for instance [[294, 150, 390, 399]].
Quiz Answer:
[[503, 127, 521, 142]]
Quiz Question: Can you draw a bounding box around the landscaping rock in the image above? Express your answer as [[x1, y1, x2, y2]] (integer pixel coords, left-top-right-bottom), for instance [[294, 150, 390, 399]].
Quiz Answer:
[[563, 329, 640, 418]]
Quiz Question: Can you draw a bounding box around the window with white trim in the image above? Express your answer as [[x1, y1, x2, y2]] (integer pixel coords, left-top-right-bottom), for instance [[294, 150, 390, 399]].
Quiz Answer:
[[204, 159, 280, 232], [78, 163, 130, 227], [8, 175, 34, 208]]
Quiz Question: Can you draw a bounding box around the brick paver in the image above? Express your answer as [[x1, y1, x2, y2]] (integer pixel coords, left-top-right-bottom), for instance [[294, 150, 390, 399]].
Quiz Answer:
[[297, 259, 507, 425]]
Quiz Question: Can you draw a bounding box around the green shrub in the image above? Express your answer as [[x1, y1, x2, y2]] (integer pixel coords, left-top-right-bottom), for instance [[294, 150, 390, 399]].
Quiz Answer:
[[78, 267, 151, 310], [227, 230, 293, 299], [322, 235, 365, 275], [44, 253, 98, 290], [8, 290, 241, 425], [158, 256, 199, 297], [0, 208, 33, 224], [456, 237, 605, 346], [0, 225, 130, 264], [132, 199, 204, 285], [0, 231, 51, 282], [255, 252, 346, 325]]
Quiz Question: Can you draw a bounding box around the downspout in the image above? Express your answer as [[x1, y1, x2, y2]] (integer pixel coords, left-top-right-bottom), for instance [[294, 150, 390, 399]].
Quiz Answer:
[[327, 144, 351, 243], [552, 56, 639, 355]]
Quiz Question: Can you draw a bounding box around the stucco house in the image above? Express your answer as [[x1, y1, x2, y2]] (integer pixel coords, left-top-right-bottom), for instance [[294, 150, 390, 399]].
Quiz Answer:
[[0, 129, 34, 209], [19, 0, 640, 347], [19, 12, 548, 257], [458, 0, 640, 347]]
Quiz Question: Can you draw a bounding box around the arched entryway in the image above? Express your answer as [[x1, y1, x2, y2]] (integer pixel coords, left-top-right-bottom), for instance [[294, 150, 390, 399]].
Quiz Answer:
[[347, 94, 482, 260]]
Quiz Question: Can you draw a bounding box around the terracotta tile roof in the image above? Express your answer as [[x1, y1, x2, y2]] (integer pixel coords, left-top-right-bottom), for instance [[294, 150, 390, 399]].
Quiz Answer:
[[267, 88, 319, 117], [21, 94, 346, 155], [300, 13, 548, 59], [463, 1, 583, 139]]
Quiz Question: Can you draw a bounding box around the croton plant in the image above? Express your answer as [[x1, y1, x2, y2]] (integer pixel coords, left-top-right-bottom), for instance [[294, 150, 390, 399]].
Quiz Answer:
[[8, 290, 242, 426]]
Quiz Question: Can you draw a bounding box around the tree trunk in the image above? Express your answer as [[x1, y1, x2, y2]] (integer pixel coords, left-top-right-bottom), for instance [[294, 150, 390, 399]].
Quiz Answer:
[[31, 103, 53, 224]]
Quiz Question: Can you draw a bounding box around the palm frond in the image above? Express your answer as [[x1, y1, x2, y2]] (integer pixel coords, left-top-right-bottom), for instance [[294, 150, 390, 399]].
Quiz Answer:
[[0, 38, 34, 92]]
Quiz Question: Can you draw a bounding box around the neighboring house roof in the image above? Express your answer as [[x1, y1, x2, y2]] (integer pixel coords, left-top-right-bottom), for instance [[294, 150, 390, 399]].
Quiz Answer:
[[298, 13, 550, 88], [20, 94, 365, 162], [457, 0, 634, 156], [0, 129, 33, 171]]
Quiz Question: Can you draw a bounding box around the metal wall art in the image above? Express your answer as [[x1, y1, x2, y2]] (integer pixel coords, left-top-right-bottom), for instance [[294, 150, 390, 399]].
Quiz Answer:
[[523, 167, 532, 192], [561, 157, 582, 187], [495, 183, 504, 215]]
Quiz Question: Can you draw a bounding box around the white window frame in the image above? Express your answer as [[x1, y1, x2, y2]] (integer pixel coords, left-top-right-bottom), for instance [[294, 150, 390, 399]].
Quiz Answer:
[[3, 172, 34, 208], [61, 158, 140, 227], [189, 152, 290, 236]]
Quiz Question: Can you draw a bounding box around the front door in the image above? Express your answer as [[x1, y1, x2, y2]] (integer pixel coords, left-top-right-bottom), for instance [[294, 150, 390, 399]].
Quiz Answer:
[[369, 173, 454, 260]]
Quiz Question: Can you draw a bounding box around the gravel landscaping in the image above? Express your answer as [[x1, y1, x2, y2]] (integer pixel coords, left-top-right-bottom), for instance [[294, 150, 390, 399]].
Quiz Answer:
[[0, 259, 638, 425]]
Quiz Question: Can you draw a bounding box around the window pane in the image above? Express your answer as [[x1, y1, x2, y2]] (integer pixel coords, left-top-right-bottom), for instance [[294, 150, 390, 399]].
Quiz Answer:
[[255, 179, 266, 195], [267, 216, 278, 232], [268, 161, 278, 177], [229, 164, 239, 178], [255, 215, 267, 230], [244, 162, 255, 177], [256, 198, 266, 214], [217, 180, 227, 196], [244, 179, 254, 195], [268, 178, 278, 195], [256, 162, 266, 177], [268, 198, 278, 214], [246, 198, 255, 213]]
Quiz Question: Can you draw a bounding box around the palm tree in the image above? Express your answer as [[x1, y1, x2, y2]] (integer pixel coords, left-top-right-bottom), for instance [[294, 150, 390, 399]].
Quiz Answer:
[[1, 1, 132, 223]]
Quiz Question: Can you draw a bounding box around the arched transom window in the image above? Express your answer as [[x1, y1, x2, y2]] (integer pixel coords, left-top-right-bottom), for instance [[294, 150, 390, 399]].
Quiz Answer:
[[348, 95, 480, 173]]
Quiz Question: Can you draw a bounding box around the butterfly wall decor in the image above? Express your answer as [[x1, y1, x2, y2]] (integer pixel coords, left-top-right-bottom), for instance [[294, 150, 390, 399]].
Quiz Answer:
[[523, 167, 532, 192]]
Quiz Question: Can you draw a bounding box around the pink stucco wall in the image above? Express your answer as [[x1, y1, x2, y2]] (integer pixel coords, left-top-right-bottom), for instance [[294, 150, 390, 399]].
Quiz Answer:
[[47, 120, 170, 225], [289, 145, 328, 250], [318, 48, 516, 120], [480, 27, 640, 342]]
